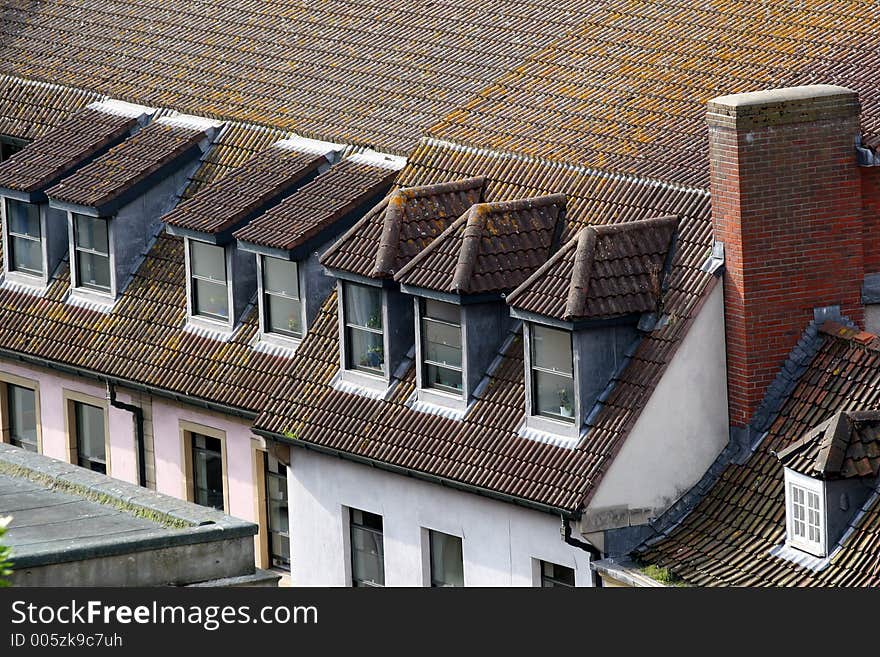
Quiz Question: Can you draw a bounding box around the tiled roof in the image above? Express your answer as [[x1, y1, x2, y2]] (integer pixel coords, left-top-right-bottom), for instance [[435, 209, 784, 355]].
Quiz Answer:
[[0, 0, 593, 154], [0, 105, 139, 195], [233, 157, 400, 252], [252, 140, 714, 512], [163, 143, 328, 235], [394, 194, 565, 295], [430, 0, 880, 187], [45, 119, 211, 211], [0, 74, 101, 141], [507, 216, 679, 321], [776, 409, 880, 480], [320, 176, 486, 279], [636, 324, 880, 586]]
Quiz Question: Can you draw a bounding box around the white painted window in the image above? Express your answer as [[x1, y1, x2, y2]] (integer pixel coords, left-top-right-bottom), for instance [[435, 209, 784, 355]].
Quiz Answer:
[[420, 298, 462, 394], [190, 241, 229, 321], [785, 469, 826, 556], [343, 282, 384, 375], [428, 530, 464, 587], [5, 198, 43, 277], [73, 213, 111, 292], [530, 323, 575, 423], [262, 256, 302, 339]]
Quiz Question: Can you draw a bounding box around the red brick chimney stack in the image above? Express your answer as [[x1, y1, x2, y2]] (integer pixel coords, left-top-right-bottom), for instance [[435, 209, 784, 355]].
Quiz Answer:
[[707, 85, 864, 427]]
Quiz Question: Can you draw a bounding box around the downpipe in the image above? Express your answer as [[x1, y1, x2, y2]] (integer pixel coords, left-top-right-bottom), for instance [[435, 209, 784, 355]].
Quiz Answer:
[[106, 382, 147, 488]]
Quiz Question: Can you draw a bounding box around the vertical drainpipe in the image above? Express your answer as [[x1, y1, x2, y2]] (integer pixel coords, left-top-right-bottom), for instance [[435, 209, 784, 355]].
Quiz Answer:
[[106, 382, 147, 488], [560, 515, 603, 586]]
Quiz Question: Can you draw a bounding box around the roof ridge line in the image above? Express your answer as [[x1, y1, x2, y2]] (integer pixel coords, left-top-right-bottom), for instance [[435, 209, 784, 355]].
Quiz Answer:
[[0, 73, 105, 106], [423, 137, 710, 197], [451, 206, 488, 293]]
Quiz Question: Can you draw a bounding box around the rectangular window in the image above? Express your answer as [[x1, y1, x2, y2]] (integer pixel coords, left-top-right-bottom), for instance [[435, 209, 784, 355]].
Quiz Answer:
[[5, 198, 43, 276], [350, 508, 384, 587], [788, 480, 824, 554], [190, 241, 229, 321], [530, 324, 575, 423], [421, 299, 463, 394], [191, 433, 224, 511], [7, 384, 37, 452], [262, 256, 302, 338], [343, 283, 384, 374], [74, 401, 106, 474], [265, 452, 290, 570], [429, 530, 464, 587], [540, 561, 575, 587], [73, 213, 111, 292]]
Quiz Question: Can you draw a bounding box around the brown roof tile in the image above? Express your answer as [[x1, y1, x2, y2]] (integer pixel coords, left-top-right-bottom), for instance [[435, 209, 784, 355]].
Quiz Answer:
[[233, 157, 400, 251], [320, 176, 486, 278], [507, 215, 679, 321], [394, 194, 565, 294], [45, 118, 212, 212], [0, 74, 102, 141], [163, 143, 328, 235], [0, 104, 141, 195]]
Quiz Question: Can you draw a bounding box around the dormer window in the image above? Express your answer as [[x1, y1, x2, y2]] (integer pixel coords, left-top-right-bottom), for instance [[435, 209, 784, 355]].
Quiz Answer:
[[343, 282, 384, 374], [420, 299, 463, 394], [72, 213, 111, 293], [785, 471, 825, 556], [5, 198, 43, 277], [189, 240, 229, 322], [530, 324, 575, 423], [0, 135, 26, 163], [262, 256, 302, 339]]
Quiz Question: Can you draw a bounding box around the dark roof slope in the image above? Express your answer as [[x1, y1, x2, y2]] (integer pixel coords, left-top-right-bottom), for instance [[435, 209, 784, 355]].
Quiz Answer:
[[163, 143, 328, 234], [45, 119, 210, 211], [0, 74, 101, 141], [0, 105, 139, 194], [776, 409, 880, 480], [637, 324, 880, 586], [253, 141, 712, 512], [507, 216, 679, 321], [234, 157, 400, 251], [0, 0, 593, 154], [320, 176, 486, 278], [394, 194, 565, 295], [430, 0, 880, 187]]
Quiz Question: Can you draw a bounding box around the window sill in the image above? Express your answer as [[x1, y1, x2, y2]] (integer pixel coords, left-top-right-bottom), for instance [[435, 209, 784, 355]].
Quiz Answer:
[[519, 414, 581, 448], [408, 388, 470, 420], [768, 542, 831, 572], [333, 369, 391, 400], [67, 287, 115, 312], [185, 314, 235, 339], [2, 271, 48, 296], [253, 331, 302, 356]]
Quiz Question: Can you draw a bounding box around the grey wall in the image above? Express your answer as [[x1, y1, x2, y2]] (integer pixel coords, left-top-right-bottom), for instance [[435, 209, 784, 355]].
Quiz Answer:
[[462, 301, 511, 400], [824, 476, 875, 550], [301, 249, 335, 329], [384, 287, 414, 379], [573, 323, 639, 428], [230, 243, 257, 324]]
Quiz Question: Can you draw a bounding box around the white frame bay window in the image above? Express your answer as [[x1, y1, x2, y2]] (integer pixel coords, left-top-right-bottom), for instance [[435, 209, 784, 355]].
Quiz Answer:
[[530, 324, 575, 424], [189, 240, 229, 322], [343, 282, 384, 375], [261, 256, 302, 340], [420, 298, 463, 395], [72, 213, 111, 293], [784, 469, 826, 557], [5, 198, 43, 277]]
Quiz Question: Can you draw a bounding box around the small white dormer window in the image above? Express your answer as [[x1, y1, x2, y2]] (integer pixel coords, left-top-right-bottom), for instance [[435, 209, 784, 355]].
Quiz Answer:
[[784, 469, 826, 557], [343, 282, 384, 375], [189, 240, 229, 322], [5, 198, 43, 277], [530, 324, 575, 424], [261, 256, 302, 339], [420, 299, 463, 395], [72, 213, 111, 293]]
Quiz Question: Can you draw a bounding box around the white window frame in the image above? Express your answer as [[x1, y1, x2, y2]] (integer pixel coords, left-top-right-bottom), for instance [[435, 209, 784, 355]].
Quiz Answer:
[[4, 197, 44, 279], [71, 213, 113, 294], [259, 255, 304, 343], [784, 468, 826, 557]]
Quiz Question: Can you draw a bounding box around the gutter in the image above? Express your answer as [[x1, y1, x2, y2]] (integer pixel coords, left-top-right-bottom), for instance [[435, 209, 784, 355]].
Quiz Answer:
[[106, 382, 146, 488], [561, 515, 601, 560], [0, 347, 257, 421], [255, 428, 581, 520]]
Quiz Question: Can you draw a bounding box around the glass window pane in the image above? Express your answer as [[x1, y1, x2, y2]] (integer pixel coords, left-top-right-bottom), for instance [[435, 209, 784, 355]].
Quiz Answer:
[[75, 402, 105, 473], [343, 283, 382, 330], [192, 433, 224, 511], [430, 531, 464, 587], [266, 454, 289, 568], [193, 278, 229, 320], [531, 324, 572, 374], [6, 199, 40, 238], [10, 236, 43, 275], [265, 293, 303, 338], [424, 364, 463, 393], [350, 509, 384, 586], [76, 250, 111, 291], [533, 370, 575, 422], [74, 214, 109, 254], [541, 561, 575, 587], [263, 257, 298, 298], [423, 298, 459, 324], [190, 241, 226, 282], [8, 385, 37, 452], [423, 319, 462, 368], [346, 327, 384, 373]]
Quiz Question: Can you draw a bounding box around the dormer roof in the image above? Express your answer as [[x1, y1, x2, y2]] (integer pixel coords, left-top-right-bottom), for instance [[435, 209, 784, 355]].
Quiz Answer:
[[507, 215, 679, 322], [776, 410, 880, 480], [163, 138, 335, 238], [394, 194, 565, 295], [45, 114, 221, 215], [0, 100, 150, 198], [320, 176, 485, 279]]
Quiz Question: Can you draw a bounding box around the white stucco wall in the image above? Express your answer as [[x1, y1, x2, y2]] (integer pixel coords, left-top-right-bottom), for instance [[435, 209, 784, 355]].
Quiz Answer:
[[290, 447, 593, 586], [584, 282, 729, 528]]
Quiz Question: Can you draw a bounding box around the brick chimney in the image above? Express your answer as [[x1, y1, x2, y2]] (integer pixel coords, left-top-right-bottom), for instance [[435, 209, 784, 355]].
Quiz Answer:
[[708, 85, 864, 427]]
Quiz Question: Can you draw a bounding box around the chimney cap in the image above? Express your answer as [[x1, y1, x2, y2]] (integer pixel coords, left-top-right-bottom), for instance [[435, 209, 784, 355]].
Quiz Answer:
[[707, 84, 859, 129]]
